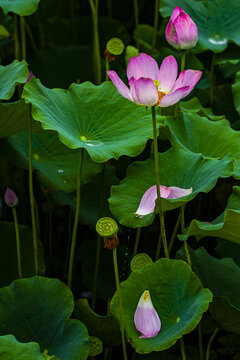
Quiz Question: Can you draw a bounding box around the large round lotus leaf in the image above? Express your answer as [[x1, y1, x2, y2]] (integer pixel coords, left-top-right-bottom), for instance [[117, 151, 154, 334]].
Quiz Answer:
[[0, 100, 42, 138], [178, 186, 240, 244], [177, 246, 240, 334], [1, 130, 102, 192], [109, 146, 233, 228], [110, 258, 212, 353], [0, 60, 29, 100], [164, 113, 240, 178], [160, 0, 240, 52], [0, 0, 40, 15], [0, 276, 89, 360], [22, 78, 162, 163], [0, 334, 44, 360], [0, 221, 45, 287], [215, 238, 240, 266], [179, 97, 225, 121]]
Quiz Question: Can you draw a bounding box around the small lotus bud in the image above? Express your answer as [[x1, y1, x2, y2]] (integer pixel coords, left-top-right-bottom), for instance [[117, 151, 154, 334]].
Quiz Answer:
[[134, 290, 161, 338], [165, 7, 198, 50], [4, 187, 18, 207]]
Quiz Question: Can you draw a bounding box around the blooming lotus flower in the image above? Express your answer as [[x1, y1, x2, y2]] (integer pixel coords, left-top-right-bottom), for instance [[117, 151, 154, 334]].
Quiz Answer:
[[165, 7, 198, 50], [134, 290, 161, 338], [107, 53, 201, 107], [4, 187, 18, 208], [135, 185, 192, 217]]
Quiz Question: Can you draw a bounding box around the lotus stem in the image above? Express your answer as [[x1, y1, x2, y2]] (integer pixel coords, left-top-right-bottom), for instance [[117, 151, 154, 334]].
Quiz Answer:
[[12, 207, 22, 279], [181, 205, 192, 268], [151, 106, 169, 258], [13, 14, 20, 60], [169, 210, 181, 255], [132, 227, 141, 258], [28, 107, 39, 275], [206, 327, 219, 360], [68, 148, 84, 288], [106, 58, 110, 81], [112, 247, 128, 360], [151, 0, 159, 50], [89, 0, 101, 84], [180, 337, 187, 360], [92, 235, 101, 310], [181, 50, 186, 72], [133, 0, 139, 49], [155, 225, 162, 260], [20, 16, 26, 60]]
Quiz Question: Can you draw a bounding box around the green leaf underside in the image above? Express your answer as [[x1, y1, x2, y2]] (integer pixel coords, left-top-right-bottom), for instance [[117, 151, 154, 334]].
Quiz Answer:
[[0, 277, 89, 360], [0, 60, 29, 100], [160, 0, 240, 52], [177, 247, 240, 334], [178, 186, 240, 244], [0, 0, 40, 16], [164, 113, 240, 178], [111, 258, 212, 353], [0, 334, 44, 360], [74, 299, 121, 347], [22, 78, 162, 163], [109, 146, 233, 228], [0, 221, 45, 287], [2, 130, 102, 192], [0, 100, 42, 138]]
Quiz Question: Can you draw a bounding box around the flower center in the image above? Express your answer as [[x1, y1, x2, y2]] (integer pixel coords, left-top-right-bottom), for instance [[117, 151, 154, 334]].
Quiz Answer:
[[153, 80, 167, 105]]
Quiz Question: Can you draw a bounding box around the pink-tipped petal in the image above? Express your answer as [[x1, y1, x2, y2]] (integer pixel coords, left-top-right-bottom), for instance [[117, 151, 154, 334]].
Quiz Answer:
[[175, 70, 202, 94], [135, 185, 171, 216], [159, 86, 189, 107], [134, 78, 158, 106], [174, 12, 198, 50], [107, 70, 133, 101], [127, 53, 159, 81], [170, 6, 182, 22], [134, 291, 161, 339], [158, 55, 178, 92], [165, 20, 178, 49], [168, 186, 193, 199], [129, 77, 141, 105]]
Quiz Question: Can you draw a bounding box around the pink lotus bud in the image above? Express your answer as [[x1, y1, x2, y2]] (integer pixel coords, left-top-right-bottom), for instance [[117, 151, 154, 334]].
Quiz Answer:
[[4, 187, 18, 207], [134, 290, 161, 338], [165, 7, 198, 50]]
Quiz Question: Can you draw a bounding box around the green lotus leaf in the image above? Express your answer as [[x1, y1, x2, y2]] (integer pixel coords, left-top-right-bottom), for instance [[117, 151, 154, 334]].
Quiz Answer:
[[164, 112, 240, 178], [160, 0, 240, 52], [216, 45, 240, 79], [177, 246, 240, 334], [179, 97, 225, 121], [178, 186, 240, 244], [0, 100, 42, 138], [0, 276, 89, 360], [0, 334, 44, 360], [74, 299, 121, 347], [215, 238, 240, 266], [1, 130, 102, 192], [232, 71, 240, 116], [109, 146, 233, 228], [22, 78, 162, 162], [0, 0, 40, 15], [0, 221, 45, 287], [111, 258, 212, 353], [0, 60, 29, 100]]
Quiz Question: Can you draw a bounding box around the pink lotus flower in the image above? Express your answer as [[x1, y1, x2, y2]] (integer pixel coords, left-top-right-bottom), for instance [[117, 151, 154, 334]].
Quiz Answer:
[[107, 53, 201, 107], [135, 185, 192, 217], [4, 187, 18, 208], [134, 290, 161, 339], [165, 7, 198, 50]]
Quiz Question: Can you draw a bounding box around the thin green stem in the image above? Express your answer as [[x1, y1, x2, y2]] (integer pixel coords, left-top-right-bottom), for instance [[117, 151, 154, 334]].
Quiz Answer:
[[181, 205, 192, 268], [13, 14, 20, 60], [112, 248, 128, 360], [12, 207, 22, 279], [133, 0, 139, 49], [151, 0, 159, 50], [68, 148, 84, 288], [180, 338, 187, 360], [210, 52, 216, 106], [20, 16, 26, 59], [28, 108, 39, 275], [198, 322, 204, 360], [89, 0, 101, 84], [155, 224, 162, 260], [92, 235, 101, 310], [181, 51, 186, 72], [106, 58, 110, 81], [132, 227, 141, 258], [169, 211, 181, 255], [152, 106, 169, 258], [206, 327, 219, 360]]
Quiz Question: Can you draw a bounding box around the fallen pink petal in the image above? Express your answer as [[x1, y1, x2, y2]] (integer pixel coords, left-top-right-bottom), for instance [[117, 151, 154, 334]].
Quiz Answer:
[[134, 290, 161, 339], [165, 6, 198, 50], [135, 185, 192, 217], [107, 53, 201, 107]]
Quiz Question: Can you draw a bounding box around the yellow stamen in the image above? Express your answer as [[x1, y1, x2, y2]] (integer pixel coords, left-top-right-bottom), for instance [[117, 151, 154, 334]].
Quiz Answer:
[[157, 90, 167, 105], [143, 290, 150, 301]]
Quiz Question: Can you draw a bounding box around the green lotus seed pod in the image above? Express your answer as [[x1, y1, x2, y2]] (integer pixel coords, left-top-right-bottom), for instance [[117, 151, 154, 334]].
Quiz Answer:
[[106, 37, 125, 55], [130, 253, 153, 272], [88, 336, 103, 356], [96, 217, 118, 238]]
